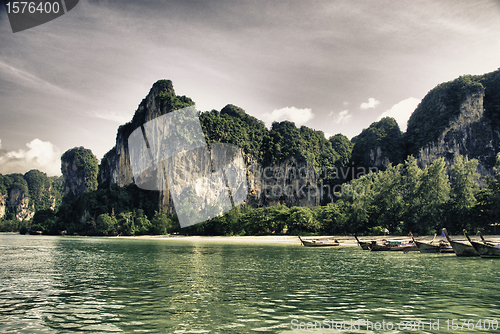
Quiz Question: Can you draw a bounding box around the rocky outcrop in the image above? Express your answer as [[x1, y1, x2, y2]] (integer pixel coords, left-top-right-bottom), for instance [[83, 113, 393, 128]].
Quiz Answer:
[[97, 80, 327, 212], [405, 69, 500, 178], [98, 80, 195, 212], [0, 193, 7, 219], [350, 117, 405, 170], [8, 186, 34, 221], [99, 80, 194, 187], [61, 147, 99, 201], [368, 146, 392, 168], [414, 87, 500, 176], [246, 156, 321, 208]]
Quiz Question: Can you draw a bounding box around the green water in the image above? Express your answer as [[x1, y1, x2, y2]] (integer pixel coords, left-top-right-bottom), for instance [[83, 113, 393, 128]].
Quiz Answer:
[[1, 235, 499, 333]]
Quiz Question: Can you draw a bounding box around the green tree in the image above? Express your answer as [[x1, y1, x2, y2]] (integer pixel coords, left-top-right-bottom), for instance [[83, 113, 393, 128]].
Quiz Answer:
[[400, 156, 423, 233], [446, 156, 479, 232], [417, 158, 450, 234], [151, 211, 170, 235], [329, 134, 353, 167], [96, 213, 117, 235], [134, 209, 152, 235], [317, 203, 345, 234], [32, 209, 57, 234], [474, 153, 500, 230], [263, 204, 289, 233], [371, 164, 404, 232], [287, 206, 320, 234], [117, 212, 135, 235]]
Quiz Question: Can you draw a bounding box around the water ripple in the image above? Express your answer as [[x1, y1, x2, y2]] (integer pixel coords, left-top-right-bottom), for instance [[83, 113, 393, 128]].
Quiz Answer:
[[1, 236, 499, 333]]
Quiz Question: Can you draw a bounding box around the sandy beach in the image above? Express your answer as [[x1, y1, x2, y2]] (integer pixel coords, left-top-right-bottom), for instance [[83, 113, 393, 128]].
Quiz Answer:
[[110, 234, 405, 247], [5, 232, 494, 247], [107, 233, 497, 246]]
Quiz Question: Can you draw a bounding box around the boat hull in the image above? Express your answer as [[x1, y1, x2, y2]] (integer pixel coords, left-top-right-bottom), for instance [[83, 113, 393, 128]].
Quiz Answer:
[[442, 228, 479, 257], [299, 236, 339, 247], [301, 240, 340, 247], [369, 242, 418, 252], [439, 244, 455, 253], [449, 240, 479, 257], [469, 240, 500, 258], [358, 241, 371, 250], [415, 241, 440, 253], [353, 235, 371, 250], [415, 240, 454, 253]]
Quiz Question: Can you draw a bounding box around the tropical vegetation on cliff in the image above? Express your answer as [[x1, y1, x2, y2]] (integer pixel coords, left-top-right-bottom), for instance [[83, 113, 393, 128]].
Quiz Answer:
[[2, 68, 500, 236]]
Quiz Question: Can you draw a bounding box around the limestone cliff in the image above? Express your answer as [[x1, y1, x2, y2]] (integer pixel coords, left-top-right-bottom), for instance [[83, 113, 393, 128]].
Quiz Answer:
[[0, 193, 7, 219], [97, 80, 327, 212], [99, 80, 194, 187], [246, 156, 322, 208], [350, 117, 405, 170], [0, 171, 63, 222], [8, 186, 34, 221], [61, 147, 99, 201], [407, 69, 500, 176]]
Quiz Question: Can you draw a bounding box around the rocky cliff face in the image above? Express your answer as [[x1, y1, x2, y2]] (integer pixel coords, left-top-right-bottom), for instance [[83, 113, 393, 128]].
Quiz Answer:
[[61, 147, 99, 201], [98, 80, 326, 212], [99, 80, 193, 187], [409, 75, 500, 177], [0, 171, 62, 222], [7, 186, 34, 221], [0, 193, 7, 219], [246, 156, 321, 208], [98, 80, 195, 212], [350, 117, 405, 170], [367, 146, 392, 168]]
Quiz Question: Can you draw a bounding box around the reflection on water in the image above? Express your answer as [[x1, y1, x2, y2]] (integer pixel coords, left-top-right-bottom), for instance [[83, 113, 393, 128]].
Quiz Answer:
[[1, 235, 499, 333]]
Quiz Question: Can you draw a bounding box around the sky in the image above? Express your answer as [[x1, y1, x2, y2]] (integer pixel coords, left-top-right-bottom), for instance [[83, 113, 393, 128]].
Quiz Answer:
[[1, 0, 500, 176]]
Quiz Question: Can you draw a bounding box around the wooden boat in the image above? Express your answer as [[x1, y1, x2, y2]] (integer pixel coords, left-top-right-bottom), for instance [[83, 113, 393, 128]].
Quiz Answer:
[[354, 234, 371, 250], [442, 228, 479, 257], [298, 236, 340, 247], [439, 242, 455, 253], [413, 234, 439, 253], [464, 231, 500, 258], [368, 238, 418, 252], [412, 233, 454, 253]]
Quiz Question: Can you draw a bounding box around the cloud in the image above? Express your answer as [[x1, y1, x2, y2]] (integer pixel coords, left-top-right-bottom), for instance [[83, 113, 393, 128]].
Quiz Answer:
[[0, 59, 71, 96], [360, 98, 380, 110], [377, 97, 421, 131], [0, 139, 62, 176], [88, 110, 131, 124], [262, 107, 314, 127], [330, 110, 352, 124]]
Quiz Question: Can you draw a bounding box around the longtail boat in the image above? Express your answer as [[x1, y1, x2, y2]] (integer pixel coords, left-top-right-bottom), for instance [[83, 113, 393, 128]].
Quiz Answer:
[[464, 231, 500, 258], [412, 233, 454, 253], [298, 236, 340, 247], [413, 234, 439, 253], [442, 228, 479, 257], [354, 234, 371, 250], [368, 238, 418, 252]]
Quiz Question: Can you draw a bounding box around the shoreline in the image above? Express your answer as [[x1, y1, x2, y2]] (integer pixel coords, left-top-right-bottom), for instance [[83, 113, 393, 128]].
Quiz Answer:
[[3, 232, 494, 246]]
